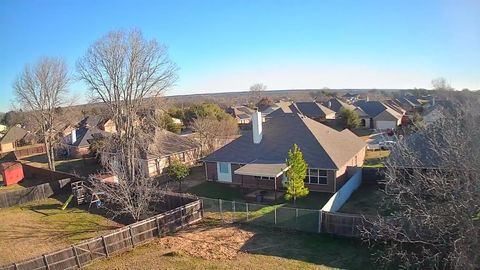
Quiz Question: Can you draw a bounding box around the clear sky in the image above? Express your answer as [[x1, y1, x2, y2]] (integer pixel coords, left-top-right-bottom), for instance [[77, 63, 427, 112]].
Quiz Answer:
[[1, 0, 479, 112]]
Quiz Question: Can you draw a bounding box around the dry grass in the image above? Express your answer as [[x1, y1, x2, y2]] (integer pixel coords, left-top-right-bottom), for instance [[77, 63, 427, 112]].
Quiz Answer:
[[0, 194, 121, 265], [87, 220, 376, 270]]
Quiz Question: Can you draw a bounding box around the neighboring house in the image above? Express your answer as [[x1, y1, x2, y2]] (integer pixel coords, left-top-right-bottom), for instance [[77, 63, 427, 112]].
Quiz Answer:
[[0, 126, 28, 153], [202, 109, 366, 193], [355, 100, 403, 130], [78, 115, 117, 133], [60, 115, 118, 158], [227, 106, 256, 124], [63, 126, 110, 158], [294, 102, 336, 121], [422, 101, 453, 126], [394, 95, 422, 113], [342, 93, 360, 103], [142, 130, 202, 177], [323, 98, 357, 115]]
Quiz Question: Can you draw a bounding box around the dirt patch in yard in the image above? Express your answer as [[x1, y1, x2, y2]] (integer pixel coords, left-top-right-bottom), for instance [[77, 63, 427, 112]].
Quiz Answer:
[[159, 223, 254, 260]]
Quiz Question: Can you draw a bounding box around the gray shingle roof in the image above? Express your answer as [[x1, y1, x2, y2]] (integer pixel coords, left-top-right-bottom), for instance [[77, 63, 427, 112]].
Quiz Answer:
[[0, 126, 27, 144], [354, 100, 389, 118], [72, 127, 110, 147], [294, 102, 335, 118], [203, 113, 366, 170], [148, 130, 200, 158], [324, 98, 356, 113]]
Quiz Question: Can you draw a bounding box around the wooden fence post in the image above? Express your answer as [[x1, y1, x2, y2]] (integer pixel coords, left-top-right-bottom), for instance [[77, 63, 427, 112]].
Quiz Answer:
[[72, 245, 81, 268], [102, 236, 109, 257], [155, 216, 162, 237], [43, 254, 50, 270], [129, 226, 135, 247], [318, 210, 323, 233]]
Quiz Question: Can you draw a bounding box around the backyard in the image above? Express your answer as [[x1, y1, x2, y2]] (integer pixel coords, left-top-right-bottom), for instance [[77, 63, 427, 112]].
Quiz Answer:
[[363, 150, 390, 168], [19, 154, 102, 177], [87, 219, 377, 270], [186, 181, 332, 209], [0, 193, 121, 265], [339, 184, 386, 216]]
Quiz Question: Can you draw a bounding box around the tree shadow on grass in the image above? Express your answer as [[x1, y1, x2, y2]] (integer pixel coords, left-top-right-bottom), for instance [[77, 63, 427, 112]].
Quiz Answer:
[[237, 224, 377, 270]]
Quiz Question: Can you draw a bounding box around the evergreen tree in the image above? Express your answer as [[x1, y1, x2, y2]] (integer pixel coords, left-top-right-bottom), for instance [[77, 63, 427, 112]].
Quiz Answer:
[[168, 160, 190, 192], [284, 144, 309, 205], [339, 108, 361, 129]]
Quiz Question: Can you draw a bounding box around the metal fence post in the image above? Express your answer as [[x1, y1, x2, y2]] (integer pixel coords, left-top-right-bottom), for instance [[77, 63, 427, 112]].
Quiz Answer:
[[318, 210, 323, 233], [246, 203, 249, 222], [219, 199, 223, 222], [232, 201, 236, 222], [274, 207, 277, 225], [295, 208, 299, 230]]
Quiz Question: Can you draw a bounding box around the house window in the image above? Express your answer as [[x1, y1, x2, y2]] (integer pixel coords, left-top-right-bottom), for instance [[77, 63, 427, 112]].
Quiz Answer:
[[304, 169, 328, 185], [219, 162, 229, 173]]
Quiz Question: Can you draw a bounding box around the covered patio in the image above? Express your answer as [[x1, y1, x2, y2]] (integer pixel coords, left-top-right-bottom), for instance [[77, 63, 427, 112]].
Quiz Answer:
[[234, 162, 289, 201]]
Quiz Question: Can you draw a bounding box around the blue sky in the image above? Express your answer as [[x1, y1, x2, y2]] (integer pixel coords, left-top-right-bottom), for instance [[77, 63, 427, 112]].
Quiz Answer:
[[1, 0, 479, 112]]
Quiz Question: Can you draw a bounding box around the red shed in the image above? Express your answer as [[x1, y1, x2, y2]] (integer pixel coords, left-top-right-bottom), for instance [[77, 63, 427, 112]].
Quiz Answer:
[[0, 162, 24, 186]]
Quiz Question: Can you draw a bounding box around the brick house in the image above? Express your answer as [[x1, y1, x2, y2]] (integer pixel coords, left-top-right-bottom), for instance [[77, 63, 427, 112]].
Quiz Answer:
[[202, 107, 366, 193]]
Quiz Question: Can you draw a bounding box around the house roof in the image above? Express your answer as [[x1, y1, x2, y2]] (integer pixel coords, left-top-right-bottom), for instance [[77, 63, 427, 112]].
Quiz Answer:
[[354, 100, 386, 118], [77, 115, 112, 129], [203, 113, 366, 170], [71, 127, 110, 147], [324, 98, 356, 113], [388, 132, 443, 168], [148, 130, 200, 158], [229, 106, 255, 120], [343, 93, 359, 98], [0, 126, 27, 144], [294, 102, 335, 118], [234, 162, 289, 178]]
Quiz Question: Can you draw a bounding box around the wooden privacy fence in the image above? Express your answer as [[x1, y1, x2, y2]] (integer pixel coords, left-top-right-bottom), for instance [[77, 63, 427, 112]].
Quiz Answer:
[[0, 198, 203, 270], [14, 145, 46, 159], [0, 178, 71, 208]]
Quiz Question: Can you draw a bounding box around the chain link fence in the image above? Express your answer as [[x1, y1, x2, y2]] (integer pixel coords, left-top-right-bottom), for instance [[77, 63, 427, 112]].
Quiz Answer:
[[200, 197, 321, 233]]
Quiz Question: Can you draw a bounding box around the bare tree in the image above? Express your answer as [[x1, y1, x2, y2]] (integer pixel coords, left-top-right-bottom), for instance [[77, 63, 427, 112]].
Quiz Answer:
[[191, 116, 239, 155], [77, 29, 177, 220], [432, 77, 453, 91], [92, 151, 163, 221], [250, 83, 267, 105], [13, 57, 70, 170], [361, 93, 480, 269]]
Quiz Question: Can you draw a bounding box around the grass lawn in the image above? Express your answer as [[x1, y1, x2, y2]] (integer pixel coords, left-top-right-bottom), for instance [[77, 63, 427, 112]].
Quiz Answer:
[[339, 184, 386, 216], [363, 150, 390, 168], [0, 193, 121, 265], [187, 182, 332, 210], [186, 181, 245, 201], [352, 129, 374, 141], [87, 220, 377, 270]]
